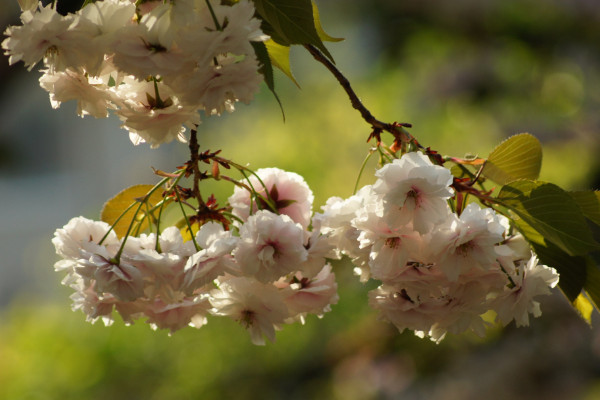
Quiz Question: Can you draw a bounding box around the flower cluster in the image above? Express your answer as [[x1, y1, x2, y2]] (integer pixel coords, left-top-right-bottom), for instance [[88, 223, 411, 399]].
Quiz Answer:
[[53, 168, 338, 345], [315, 151, 559, 342], [3, 0, 266, 147]]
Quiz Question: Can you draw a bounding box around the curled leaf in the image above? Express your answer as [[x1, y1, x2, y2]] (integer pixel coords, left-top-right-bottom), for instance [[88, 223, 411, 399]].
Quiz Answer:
[[101, 185, 164, 238]]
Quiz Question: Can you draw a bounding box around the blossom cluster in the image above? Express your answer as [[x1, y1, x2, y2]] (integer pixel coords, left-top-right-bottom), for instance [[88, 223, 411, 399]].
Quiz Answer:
[[3, 0, 266, 147], [53, 168, 338, 345], [315, 151, 559, 342]]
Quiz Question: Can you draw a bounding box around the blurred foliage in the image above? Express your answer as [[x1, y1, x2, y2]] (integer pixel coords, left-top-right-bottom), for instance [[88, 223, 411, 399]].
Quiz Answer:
[[1, 0, 600, 398]]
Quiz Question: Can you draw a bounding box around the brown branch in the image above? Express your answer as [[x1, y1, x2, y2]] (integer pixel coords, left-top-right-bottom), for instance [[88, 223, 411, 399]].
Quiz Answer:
[[303, 44, 414, 146], [188, 129, 205, 208]]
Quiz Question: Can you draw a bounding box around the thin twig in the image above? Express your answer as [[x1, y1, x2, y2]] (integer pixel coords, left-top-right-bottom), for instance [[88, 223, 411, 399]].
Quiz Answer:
[[189, 129, 205, 209]]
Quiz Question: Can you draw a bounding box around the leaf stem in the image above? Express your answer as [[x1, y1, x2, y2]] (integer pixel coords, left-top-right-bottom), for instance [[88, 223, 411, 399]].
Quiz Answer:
[[175, 184, 200, 251], [205, 0, 222, 31], [154, 196, 167, 253], [353, 148, 376, 195]]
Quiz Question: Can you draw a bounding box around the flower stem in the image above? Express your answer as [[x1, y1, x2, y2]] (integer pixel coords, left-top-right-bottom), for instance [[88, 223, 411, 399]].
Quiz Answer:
[[175, 185, 200, 251], [205, 0, 222, 31], [353, 148, 376, 195]]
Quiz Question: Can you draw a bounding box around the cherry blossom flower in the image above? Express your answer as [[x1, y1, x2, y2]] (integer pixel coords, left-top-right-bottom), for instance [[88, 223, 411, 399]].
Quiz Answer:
[[493, 255, 559, 327], [39, 68, 116, 118], [210, 277, 289, 345], [5, 2, 109, 73], [144, 296, 212, 334], [183, 222, 240, 293], [111, 12, 192, 80], [373, 151, 453, 234], [314, 185, 375, 281], [298, 219, 338, 278], [282, 264, 339, 321], [229, 167, 315, 229], [90, 253, 145, 302], [52, 216, 120, 261], [112, 77, 200, 148], [234, 210, 308, 283], [429, 203, 506, 281]]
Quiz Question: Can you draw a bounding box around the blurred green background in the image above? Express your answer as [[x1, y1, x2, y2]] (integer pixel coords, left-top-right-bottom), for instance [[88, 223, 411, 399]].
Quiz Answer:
[[1, 0, 600, 399]]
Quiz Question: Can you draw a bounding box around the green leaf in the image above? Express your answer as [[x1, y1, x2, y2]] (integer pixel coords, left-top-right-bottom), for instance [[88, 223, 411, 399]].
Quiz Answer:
[[265, 39, 300, 87], [101, 185, 164, 238], [450, 164, 476, 179], [497, 180, 599, 256], [482, 133, 542, 184], [570, 190, 600, 226], [251, 41, 285, 119], [312, 1, 343, 42], [511, 212, 586, 301], [253, 0, 334, 61], [529, 239, 587, 301], [252, 42, 274, 91]]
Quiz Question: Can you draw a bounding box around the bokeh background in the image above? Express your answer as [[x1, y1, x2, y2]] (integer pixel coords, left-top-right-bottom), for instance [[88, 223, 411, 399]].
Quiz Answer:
[[1, 0, 600, 399]]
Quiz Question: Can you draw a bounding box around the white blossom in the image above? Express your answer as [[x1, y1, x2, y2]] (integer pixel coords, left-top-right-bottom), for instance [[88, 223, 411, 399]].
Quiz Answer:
[[144, 296, 212, 334], [111, 12, 193, 80], [229, 167, 315, 229], [90, 253, 145, 302], [373, 151, 453, 234], [52, 216, 119, 261], [210, 277, 289, 345], [493, 255, 559, 327], [3, 3, 105, 73], [183, 222, 239, 292], [429, 203, 506, 281], [282, 264, 339, 321], [234, 210, 308, 283], [112, 77, 200, 148], [39, 68, 116, 118]]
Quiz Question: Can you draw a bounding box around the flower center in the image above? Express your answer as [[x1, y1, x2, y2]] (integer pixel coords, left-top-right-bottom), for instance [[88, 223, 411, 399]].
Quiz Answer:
[[240, 309, 255, 328], [456, 240, 475, 256], [385, 237, 401, 249], [404, 186, 422, 208]]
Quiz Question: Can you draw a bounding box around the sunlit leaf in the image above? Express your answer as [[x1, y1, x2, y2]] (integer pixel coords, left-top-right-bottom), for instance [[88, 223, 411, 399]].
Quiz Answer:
[[482, 133, 542, 184], [570, 190, 600, 226], [584, 262, 600, 312], [573, 293, 594, 325], [265, 39, 299, 87], [252, 41, 285, 118], [312, 1, 343, 42], [101, 184, 164, 238], [253, 0, 334, 61], [180, 222, 200, 243], [497, 180, 598, 256]]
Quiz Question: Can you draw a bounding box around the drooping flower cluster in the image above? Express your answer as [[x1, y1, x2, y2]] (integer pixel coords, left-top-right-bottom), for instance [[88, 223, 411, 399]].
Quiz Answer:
[[315, 151, 559, 342], [53, 168, 338, 345], [3, 0, 267, 147]]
